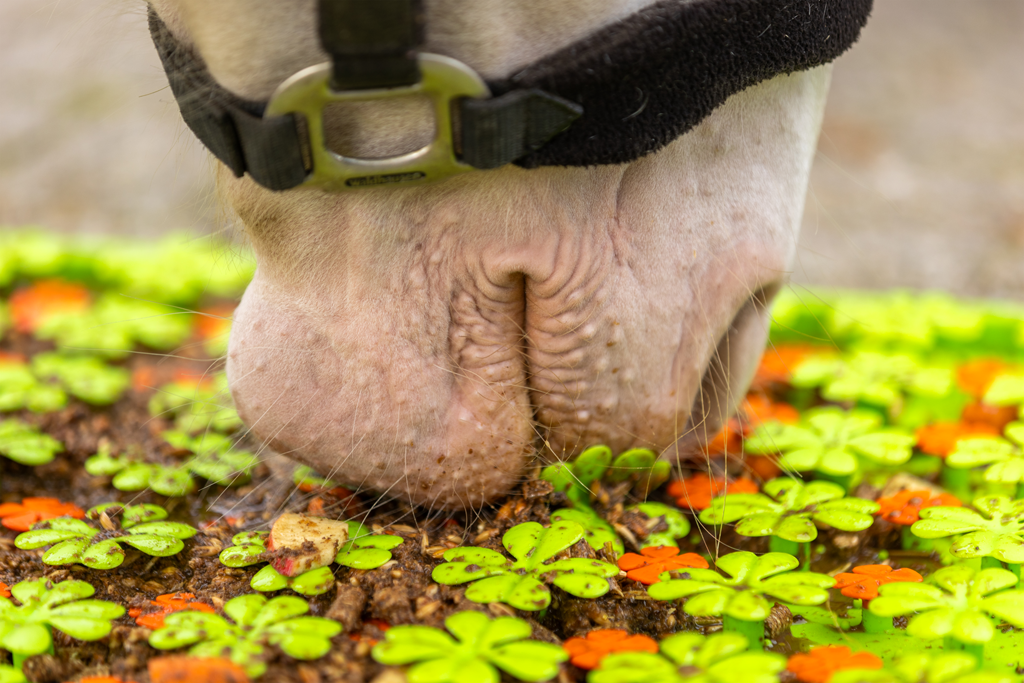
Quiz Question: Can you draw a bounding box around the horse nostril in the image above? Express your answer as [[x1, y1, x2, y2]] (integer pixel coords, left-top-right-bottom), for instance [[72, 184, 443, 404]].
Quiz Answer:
[[685, 282, 782, 452]]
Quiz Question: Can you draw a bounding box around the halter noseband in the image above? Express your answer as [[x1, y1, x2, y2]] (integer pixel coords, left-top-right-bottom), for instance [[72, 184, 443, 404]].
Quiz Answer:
[[150, 0, 872, 192]]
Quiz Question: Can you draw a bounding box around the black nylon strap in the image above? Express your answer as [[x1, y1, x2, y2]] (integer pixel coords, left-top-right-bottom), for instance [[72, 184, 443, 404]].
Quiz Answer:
[[500, 0, 874, 168], [319, 0, 424, 90], [148, 10, 308, 190], [148, 0, 872, 190], [459, 90, 582, 170]]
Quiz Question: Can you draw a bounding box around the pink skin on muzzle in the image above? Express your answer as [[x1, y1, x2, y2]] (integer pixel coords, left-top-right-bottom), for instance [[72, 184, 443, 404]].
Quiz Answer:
[[151, 0, 831, 508]]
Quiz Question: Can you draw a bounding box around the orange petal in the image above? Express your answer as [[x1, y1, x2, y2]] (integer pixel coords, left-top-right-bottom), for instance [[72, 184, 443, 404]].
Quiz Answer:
[[149, 656, 249, 683], [617, 553, 649, 572], [663, 553, 709, 571], [585, 629, 629, 645], [840, 581, 879, 601], [570, 651, 607, 670], [882, 568, 923, 584], [1, 512, 40, 532], [851, 565, 893, 577], [618, 634, 659, 654], [626, 564, 668, 585], [641, 546, 681, 560]]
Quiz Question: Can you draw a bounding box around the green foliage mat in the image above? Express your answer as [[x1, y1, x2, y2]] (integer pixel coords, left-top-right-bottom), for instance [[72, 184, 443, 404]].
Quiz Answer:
[[793, 623, 1024, 671]]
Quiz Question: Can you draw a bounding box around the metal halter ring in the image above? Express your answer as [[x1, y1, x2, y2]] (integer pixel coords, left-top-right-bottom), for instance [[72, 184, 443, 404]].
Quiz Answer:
[[265, 53, 490, 190]]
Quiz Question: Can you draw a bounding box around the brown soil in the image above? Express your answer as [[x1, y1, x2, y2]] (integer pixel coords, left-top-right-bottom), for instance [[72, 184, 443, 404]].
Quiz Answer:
[[0, 331, 917, 683]]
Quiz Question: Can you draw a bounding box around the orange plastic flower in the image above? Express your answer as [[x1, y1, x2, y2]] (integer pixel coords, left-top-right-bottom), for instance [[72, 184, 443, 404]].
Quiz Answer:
[[148, 657, 249, 683], [703, 419, 743, 456], [562, 629, 659, 670], [745, 455, 782, 481], [957, 359, 1011, 399], [915, 421, 999, 457], [833, 565, 923, 601], [9, 280, 90, 333], [787, 646, 883, 683], [742, 394, 800, 427], [129, 593, 215, 630], [961, 402, 1019, 431], [667, 473, 759, 510], [753, 345, 825, 386], [617, 546, 709, 585], [131, 366, 157, 393], [0, 497, 85, 531], [0, 582, 10, 598], [876, 489, 961, 526], [0, 352, 27, 365], [195, 305, 235, 340]]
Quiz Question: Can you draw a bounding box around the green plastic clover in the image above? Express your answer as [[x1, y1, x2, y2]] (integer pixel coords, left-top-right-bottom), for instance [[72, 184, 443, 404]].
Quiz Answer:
[[30, 352, 129, 406], [293, 465, 340, 491], [791, 350, 952, 406], [826, 291, 982, 348], [149, 593, 341, 678], [541, 445, 670, 507], [250, 565, 336, 596], [431, 520, 618, 611], [699, 479, 878, 543], [219, 523, 401, 595], [550, 508, 624, 556], [589, 632, 785, 683], [831, 653, 1012, 683], [149, 374, 241, 435], [983, 373, 1024, 410], [0, 665, 27, 683], [372, 610, 567, 683], [0, 419, 63, 466], [85, 445, 196, 496], [0, 578, 125, 667], [868, 565, 1024, 644], [911, 496, 1024, 563], [541, 445, 614, 507], [335, 530, 404, 569], [647, 551, 834, 621], [603, 447, 671, 496], [15, 503, 196, 570], [945, 424, 1024, 489], [162, 430, 256, 486], [221, 532, 336, 596], [629, 502, 691, 549], [745, 407, 914, 478], [0, 363, 66, 413]]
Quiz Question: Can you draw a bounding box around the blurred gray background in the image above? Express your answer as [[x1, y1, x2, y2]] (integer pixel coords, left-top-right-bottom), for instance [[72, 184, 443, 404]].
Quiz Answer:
[[2, 1, 1022, 298]]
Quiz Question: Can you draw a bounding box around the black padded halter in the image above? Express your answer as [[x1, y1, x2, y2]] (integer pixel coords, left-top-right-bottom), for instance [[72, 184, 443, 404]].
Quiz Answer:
[[149, 0, 872, 191]]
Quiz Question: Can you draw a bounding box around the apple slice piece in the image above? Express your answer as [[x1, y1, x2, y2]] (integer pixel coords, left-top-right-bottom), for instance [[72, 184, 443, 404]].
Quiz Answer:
[[267, 513, 349, 577]]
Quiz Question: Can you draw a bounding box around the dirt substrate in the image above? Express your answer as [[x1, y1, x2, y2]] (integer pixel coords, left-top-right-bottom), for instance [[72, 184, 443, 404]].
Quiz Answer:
[[0, 330, 934, 683]]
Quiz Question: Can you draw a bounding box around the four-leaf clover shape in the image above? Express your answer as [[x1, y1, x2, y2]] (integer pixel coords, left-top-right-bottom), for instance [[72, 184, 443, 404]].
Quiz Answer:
[[589, 632, 785, 683], [0, 419, 63, 467], [830, 652, 1012, 683], [868, 565, 1024, 644], [372, 610, 567, 683], [647, 551, 834, 621], [791, 350, 952, 406], [15, 503, 197, 570], [745, 407, 914, 477], [911, 496, 1024, 563], [149, 594, 342, 678], [0, 578, 125, 661], [431, 520, 619, 611], [219, 523, 403, 595], [945, 423, 1024, 487], [699, 479, 879, 543]]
